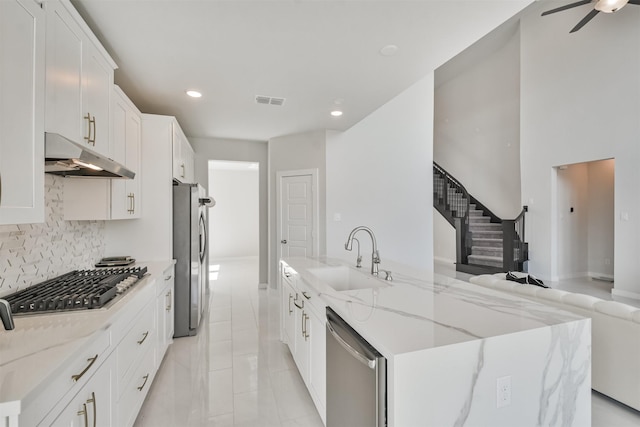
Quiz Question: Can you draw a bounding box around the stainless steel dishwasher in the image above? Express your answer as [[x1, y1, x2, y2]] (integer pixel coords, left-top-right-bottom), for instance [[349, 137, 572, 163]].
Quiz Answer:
[[326, 307, 386, 427]]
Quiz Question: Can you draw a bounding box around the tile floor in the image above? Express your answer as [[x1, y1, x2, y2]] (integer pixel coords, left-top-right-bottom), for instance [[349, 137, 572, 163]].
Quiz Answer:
[[135, 258, 640, 426], [134, 258, 323, 426]]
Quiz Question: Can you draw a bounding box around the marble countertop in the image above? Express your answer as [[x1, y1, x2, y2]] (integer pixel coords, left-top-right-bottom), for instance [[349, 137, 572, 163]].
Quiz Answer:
[[282, 257, 585, 358], [0, 260, 175, 415]]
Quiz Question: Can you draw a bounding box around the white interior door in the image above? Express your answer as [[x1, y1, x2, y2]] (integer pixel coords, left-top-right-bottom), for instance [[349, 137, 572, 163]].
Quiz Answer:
[[280, 174, 314, 258]]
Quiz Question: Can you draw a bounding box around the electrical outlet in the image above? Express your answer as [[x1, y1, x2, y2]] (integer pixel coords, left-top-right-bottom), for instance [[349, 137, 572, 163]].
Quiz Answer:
[[497, 376, 512, 408]]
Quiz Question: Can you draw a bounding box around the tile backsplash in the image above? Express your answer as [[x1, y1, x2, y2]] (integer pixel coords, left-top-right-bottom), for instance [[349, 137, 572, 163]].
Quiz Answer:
[[0, 175, 105, 296]]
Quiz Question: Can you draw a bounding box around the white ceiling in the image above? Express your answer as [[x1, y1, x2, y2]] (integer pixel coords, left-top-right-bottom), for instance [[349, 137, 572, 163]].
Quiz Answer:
[[71, 0, 534, 142]]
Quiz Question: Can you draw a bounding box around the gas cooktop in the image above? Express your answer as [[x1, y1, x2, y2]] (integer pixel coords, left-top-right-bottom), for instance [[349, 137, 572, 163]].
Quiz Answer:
[[4, 266, 147, 315]]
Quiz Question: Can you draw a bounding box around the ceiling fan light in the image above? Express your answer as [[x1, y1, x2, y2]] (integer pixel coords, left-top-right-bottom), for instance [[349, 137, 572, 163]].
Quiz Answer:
[[595, 0, 629, 13]]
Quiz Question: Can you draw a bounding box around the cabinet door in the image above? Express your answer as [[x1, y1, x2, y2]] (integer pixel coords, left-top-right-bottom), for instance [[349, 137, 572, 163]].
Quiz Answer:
[[44, 0, 83, 144], [172, 123, 183, 181], [81, 42, 112, 157], [0, 0, 45, 225], [156, 269, 174, 362], [183, 141, 195, 183], [50, 354, 113, 427], [111, 87, 141, 219], [282, 282, 297, 356], [308, 308, 326, 422]]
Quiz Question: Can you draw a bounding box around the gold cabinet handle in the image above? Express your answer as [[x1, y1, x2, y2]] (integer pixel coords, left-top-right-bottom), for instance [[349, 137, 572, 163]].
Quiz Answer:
[[84, 113, 92, 143], [305, 313, 310, 340], [91, 115, 96, 145], [180, 163, 185, 178], [166, 290, 172, 311], [288, 294, 293, 314], [137, 374, 150, 391], [72, 354, 98, 382], [77, 403, 88, 427], [301, 310, 305, 338], [86, 391, 97, 427], [137, 331, 149, 345], [132, 193, 135, 214], [302, 291, 311, 300], [127, 193, 134, 214], [293, 298, 303, 310], [164, 275, 173, 281]]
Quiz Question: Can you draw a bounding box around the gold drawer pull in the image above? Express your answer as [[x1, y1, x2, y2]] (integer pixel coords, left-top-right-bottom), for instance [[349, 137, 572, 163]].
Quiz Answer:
[[302, 291, 311, 300], [77, 403, 88, 426], [72, 354, 98, 382], [137, 331, 149, 345], [137, 374, 150, 391], [87, 392, 97, 427]]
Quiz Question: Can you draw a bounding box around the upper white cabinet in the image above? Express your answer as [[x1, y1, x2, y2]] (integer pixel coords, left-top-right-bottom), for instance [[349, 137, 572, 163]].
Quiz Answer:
[[172, 123, 195, 183], [44, 0, 116, 158], [110, 86, 142, 219], [63, 86, 141, 220], [0, 0, 45, 225]]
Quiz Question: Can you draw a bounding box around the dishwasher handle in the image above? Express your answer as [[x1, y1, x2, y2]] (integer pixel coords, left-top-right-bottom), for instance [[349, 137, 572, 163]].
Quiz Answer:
[[327, 315, 376, 370]]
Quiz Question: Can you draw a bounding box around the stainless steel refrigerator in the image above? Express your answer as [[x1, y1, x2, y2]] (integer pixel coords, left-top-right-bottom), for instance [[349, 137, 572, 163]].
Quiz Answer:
[[173, 182, 212, 337]]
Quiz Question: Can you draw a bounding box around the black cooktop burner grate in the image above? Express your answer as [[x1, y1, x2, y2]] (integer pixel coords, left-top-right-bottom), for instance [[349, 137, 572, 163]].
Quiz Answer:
[[4, 266, 147, 314]]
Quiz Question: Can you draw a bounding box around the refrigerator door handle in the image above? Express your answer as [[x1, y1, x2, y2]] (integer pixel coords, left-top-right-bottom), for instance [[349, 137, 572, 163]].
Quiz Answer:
[[199, 213, 207, 264]]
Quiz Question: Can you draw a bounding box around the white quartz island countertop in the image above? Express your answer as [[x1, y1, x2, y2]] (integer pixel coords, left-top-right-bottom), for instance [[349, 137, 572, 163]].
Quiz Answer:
[[282, 256, 592, 426], [0, 261, 174, 422]]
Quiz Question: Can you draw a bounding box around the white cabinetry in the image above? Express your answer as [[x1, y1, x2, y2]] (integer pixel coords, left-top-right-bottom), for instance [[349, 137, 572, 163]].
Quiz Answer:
[[0, 0, 45, 225], [156, 265, 175, 363], [172, 123, 195, 183], [44, 0, 116, 158], [62, 86, 142, 220], [49, 354, 114, 427], [279, 262, 326, 424]]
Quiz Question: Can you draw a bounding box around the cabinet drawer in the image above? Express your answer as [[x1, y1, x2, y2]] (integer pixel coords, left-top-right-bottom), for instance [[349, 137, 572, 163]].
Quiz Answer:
[[22, 330, 110, 426], [116, 301, 155, 396], [117, 345, 155, 427]]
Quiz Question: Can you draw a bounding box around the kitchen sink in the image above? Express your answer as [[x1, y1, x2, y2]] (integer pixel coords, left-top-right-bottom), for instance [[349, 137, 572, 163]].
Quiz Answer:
[[308, 266, 388, 292]]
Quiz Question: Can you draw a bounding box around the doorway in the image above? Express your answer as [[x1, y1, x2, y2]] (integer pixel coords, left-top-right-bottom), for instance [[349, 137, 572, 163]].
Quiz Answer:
[[276, 169, 319, 263], [208, 160, 260, 284], [554, 159, 614, 282]]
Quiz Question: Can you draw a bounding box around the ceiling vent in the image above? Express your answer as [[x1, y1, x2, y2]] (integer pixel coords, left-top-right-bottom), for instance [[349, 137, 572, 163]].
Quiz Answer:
[[255, 95, 286, 106]]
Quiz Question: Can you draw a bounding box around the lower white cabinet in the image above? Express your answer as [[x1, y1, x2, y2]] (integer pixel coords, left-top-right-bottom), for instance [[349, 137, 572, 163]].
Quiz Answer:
[[279, 261, 326, 424], [156, 266, 175, 362], [49, 353, 114, 427]]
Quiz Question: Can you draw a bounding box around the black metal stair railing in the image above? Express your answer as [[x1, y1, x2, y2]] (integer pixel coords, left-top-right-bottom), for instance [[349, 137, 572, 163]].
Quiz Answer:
[[433, 162, 471, 264], [433, 162, 528, 273]]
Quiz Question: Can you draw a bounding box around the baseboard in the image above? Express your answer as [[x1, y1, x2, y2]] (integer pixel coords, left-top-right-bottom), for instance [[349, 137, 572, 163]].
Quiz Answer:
[[434, 257, 455, 266], [258, 282, 268, 289], [611, 288, 640, 301], [554, 271, 590, 281], [209, 255, 259, 262]]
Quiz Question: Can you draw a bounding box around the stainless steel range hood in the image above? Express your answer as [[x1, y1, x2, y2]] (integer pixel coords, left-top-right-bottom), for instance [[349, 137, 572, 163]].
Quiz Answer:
[[44, 132, 135, 179]]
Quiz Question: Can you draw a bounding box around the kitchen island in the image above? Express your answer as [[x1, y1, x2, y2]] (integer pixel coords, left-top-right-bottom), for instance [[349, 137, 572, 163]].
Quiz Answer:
[[0, 261, 175, 427], [282, 257, 591, 427]]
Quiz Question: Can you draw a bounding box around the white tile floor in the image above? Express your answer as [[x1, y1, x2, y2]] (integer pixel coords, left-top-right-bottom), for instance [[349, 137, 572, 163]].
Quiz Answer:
[[135, 258, 640, 426], [134, 258, 323, 427]]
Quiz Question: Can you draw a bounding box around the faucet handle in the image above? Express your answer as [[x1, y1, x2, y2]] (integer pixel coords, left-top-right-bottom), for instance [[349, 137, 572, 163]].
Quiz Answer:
[[381, 270, 393, 281]]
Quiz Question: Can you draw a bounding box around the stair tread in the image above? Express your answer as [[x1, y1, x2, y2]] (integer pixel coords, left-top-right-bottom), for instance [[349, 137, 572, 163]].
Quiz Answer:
[[468, 254, 502, 260]]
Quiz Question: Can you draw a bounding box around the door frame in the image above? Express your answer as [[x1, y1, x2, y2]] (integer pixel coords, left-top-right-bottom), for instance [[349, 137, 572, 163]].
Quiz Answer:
[[276, 168, 320, 271]]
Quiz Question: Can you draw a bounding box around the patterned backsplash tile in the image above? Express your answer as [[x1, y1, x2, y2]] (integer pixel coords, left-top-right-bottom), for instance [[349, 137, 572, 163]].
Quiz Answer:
[[0, 175, 105, 297]]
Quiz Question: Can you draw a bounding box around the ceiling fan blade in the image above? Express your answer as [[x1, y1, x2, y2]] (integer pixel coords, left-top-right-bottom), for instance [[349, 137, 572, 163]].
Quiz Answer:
[[570, 9, 600, 32], [541, 0, 593, 16]]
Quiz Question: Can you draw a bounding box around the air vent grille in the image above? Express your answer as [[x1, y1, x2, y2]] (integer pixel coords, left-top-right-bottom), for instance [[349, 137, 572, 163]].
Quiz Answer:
[[255, 95, 286, 106]]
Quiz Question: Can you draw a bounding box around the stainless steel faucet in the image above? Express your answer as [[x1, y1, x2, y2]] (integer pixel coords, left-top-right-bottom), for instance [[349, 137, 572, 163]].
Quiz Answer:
[[345, 226, 380, 276]]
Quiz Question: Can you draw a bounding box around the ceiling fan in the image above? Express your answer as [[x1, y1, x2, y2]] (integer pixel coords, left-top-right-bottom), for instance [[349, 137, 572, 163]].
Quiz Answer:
[[541, 0, 640, 33]]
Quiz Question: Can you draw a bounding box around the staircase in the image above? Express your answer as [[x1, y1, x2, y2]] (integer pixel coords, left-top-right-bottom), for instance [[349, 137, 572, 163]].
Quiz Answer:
[[433, 162, 528, 274]]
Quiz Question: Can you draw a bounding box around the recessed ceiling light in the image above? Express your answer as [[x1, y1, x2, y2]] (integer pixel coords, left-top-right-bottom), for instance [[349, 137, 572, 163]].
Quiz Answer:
[[186, 90, 202, 98], [330, 110, 343, 117], [379, 44, 398, 56]]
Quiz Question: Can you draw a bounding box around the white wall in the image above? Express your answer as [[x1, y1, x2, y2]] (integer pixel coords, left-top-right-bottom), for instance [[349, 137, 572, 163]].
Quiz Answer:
[[208, 167, 259, 259], [587, 159, 614, 279], [190, 137, 268, 284], [434, 23, 522, 219], [326, 75, 434, 270], [268, 130, 327, 287], [520, 3, 640, 298]]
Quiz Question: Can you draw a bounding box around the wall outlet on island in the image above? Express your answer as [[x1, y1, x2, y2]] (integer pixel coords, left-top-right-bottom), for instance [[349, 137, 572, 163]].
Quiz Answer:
[[497, 375, 512, 408]]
